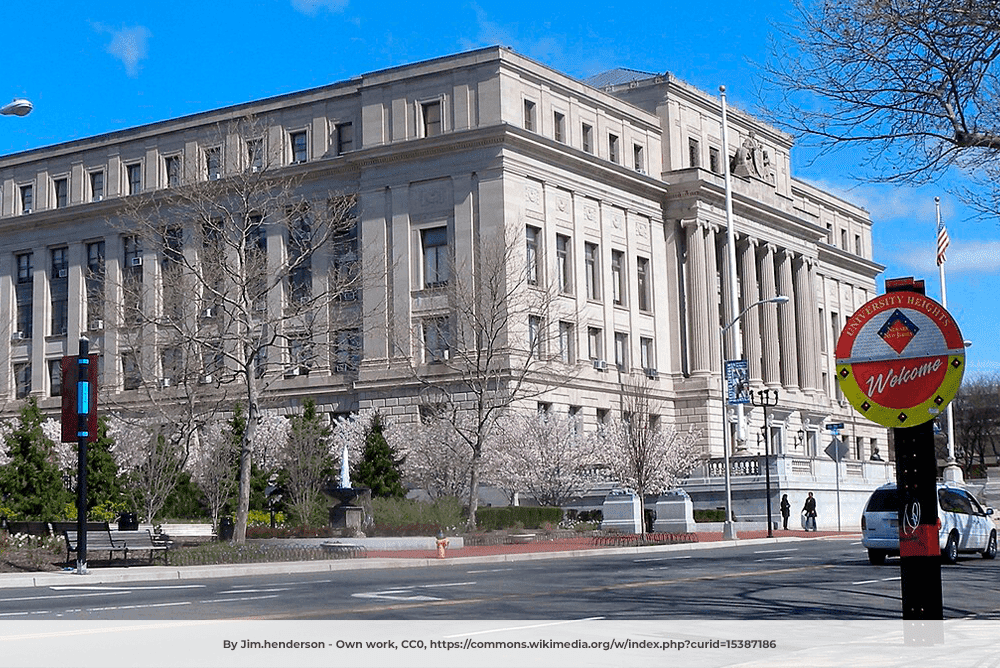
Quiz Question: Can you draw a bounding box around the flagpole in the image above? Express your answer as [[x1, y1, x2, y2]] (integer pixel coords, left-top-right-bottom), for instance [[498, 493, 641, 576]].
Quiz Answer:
[[937, 196, 962, 483]]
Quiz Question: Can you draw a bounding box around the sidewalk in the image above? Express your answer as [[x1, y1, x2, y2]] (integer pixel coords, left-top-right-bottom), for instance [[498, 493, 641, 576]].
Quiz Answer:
[[0, 529, 859, 589]]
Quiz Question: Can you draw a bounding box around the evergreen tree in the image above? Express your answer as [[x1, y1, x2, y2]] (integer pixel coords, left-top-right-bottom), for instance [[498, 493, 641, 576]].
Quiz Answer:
[[353, 412, 406, 498], [0, 398, 73, 520], [86, 418, 126, 514], [281, 398, 335, 525]]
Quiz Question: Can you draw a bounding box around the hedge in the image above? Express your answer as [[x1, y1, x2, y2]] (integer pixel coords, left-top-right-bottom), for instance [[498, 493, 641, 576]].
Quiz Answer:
[[476, 506, 563, 531]]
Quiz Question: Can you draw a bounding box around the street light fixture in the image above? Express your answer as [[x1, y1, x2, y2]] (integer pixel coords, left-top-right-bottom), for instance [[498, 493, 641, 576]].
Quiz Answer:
[[1, 99, 33, 117], [719, 294, 789, 541], [751, 388, 779, 538]]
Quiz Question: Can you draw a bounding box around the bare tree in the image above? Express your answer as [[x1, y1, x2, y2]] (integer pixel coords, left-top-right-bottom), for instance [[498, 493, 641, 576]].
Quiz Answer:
[[110, 115, 361, 541], [188, 421, 239, 529], [107, 418, 186, 524], [402, 231, 574, 529], [601, 372, 702, 526], [762, 0, 1000, 195], [491, 411, 603, 507]]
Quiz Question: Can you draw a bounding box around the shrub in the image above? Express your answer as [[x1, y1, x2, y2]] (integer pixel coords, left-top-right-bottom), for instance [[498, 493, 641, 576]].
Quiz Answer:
[[475, 506, 563, 532], [370, 497, 463, 533], [694, 508, 726, 523]]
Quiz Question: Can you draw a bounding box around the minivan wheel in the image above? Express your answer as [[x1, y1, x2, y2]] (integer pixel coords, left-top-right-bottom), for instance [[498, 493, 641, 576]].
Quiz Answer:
[[983, 530, 997, 560], [867, 549, 887, 565], [943, 532, 959, 564]]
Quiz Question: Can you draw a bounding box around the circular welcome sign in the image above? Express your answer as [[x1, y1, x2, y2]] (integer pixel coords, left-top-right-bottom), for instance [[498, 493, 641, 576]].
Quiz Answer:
[[835, 291, 965, 428]]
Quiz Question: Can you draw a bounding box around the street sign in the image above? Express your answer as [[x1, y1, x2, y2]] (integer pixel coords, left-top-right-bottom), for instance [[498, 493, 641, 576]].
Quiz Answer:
[[835, 291, 964, 428], [825, 437, 849, 461], [725, 359, 749, 405], [825, 423, 844, 431]]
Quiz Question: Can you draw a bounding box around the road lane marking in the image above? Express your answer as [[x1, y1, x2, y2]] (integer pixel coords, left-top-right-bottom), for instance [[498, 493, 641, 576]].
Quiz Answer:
[[352, 589, 443, 602], [50, 585, 206, 591], [635, 555, 693, 562], [0, 591, 129, 603], [852, 576, 901, 585], [754, 556, 796, 562], [217, 588, 292, 595], [443, 617, 605, 638], [753, 548, 799, 554], [467, 568, 515, 573], [421, 581, 477, 588], [198, 595, 281, 604]]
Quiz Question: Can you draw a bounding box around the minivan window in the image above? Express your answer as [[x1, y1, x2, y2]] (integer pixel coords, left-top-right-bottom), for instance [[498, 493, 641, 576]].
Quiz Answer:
[[865, 489, 898, 512]]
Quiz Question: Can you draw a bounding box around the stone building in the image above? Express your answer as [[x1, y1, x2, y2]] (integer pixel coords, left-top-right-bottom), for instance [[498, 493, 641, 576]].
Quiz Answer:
[[0, 47, 892, 527]]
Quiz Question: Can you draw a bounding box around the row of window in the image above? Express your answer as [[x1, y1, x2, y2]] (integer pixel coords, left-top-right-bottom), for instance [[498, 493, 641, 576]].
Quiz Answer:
[[9, 123, 356, 216], [522, 99, 647, 172], [525, 226, 652, 310]]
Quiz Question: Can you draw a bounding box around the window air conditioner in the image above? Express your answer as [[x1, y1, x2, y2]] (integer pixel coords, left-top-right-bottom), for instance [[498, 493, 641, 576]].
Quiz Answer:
[[199, 374, 213, 385], [593, 359, 607, 372], [22, 208, 32, 215], [92, 319, 104, 331], [284, 366, 300, 378], [11, 332, 25, 341], [202, 307, 216, 318], [645, 367, 659, 380], [57, 269, 68, 278], [130, 257, 143, 267], [159, 378, 172, 388]]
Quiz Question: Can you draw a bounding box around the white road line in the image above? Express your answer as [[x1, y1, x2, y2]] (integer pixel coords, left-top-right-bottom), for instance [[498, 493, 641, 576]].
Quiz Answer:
[[421, 581, 477, 588], [50, 585, 206, 591], [217, 588, 291, 595], [352, 589, 442, 602], [87, 601, 193, 612], [754, 556, 796, 562], [0, 591, 128, 603], [852, 576, 901, 585], [467, 568, 515, 574], [635, 555, 693, 562], [443, 617, 605, 639], [198, 595, 281, 604], [753, 548, 799, 554]]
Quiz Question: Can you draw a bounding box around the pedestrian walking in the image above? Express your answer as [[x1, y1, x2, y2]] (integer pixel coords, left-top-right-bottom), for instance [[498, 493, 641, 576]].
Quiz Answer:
[[780, 494, 791, 530], [802, 492, 817, 531]]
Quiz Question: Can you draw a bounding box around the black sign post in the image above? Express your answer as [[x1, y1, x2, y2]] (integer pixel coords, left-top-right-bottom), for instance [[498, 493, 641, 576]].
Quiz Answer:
[[61, 338, 98, 575], [885, 279, 943, 620]]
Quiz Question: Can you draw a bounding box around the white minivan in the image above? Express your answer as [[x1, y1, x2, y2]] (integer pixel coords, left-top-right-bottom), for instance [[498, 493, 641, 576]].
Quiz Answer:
[[860, 482, 998, 565]]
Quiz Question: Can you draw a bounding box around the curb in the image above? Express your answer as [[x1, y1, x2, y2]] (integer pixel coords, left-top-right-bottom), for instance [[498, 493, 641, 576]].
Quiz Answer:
[[0, 534, 859, 589]]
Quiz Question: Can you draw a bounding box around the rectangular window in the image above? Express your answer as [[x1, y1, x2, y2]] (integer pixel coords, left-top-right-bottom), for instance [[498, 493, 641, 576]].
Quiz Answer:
[[288, 212, 312, 304], [205, 147, 222, 179], [333, 328, 362, 373], [688, 137, 700, 168], [16, 252, 32, 284], [164, 155, 180, 187], [126, 163, 142, 195], [421, 226, 449, 288], [87, 240, 105, 276], [523, 100, 536, 132], [51, 247, 68, 279], [709, 147, 721, 174], [16, 302, 32, 339], [587, 326, 603, 361], [290, 131, 308, 163], [582, 123, 593, 153], [424, 317, 450, 363], [50, 298, 67, 337], [19, 184, 33, 213], [611, 250, 626, 306], [247, 138, 264, 172], [556, 234, 572, 294], [855, 234, 862, 255], [553, 112, 565, 143], [288, 333, 313, 370], [558, 321, 574, 364], [614, 332, 629, 371], [585, 242, 600, 301], [336, 122, 354, 154], [636, 256, 651, 311], [14, 362, 31, 399], [528, 315, 543, 359], [122, 352, 141, 390], [840, 228, 848, 250], [640, 336, 655, 371], [87, 240, 105, 330], [422, 101, 442, 137], [53, 178, 68, 208], [633, 144, 644, 172], [525, 226, 540, 286], [818, 307, 826, 353], [90, 170, 105, 201], [49, 360, 62, 397], [161, 226, 184, 270], [608, 134, 619, 164]]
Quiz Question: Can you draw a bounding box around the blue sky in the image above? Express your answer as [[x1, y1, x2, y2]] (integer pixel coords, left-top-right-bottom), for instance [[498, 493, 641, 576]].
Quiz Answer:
[[3, 0, 998, 378]]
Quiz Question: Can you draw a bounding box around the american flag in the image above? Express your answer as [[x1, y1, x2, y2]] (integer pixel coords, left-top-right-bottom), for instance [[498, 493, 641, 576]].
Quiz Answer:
[[936, 218, 950, 266]]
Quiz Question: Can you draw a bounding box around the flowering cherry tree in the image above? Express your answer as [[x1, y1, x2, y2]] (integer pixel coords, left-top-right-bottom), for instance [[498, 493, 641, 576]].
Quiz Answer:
[[491, 411, 603, 507], [393, 416, 477, 500]]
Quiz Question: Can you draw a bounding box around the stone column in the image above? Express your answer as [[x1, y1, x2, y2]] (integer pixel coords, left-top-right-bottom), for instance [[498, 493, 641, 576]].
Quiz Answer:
[[794, 255, 818, 393], [776, 249, 799, 390], [720, 231, 737, 361], [757, 244, 781, 387], [705, 225, 721, 374], [739, 237, 762, 384], [684, 220, 712, 376]]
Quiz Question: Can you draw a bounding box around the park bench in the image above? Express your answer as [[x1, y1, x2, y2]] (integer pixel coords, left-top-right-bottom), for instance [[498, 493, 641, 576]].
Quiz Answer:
[[4, 521, 52, 536], [63, 528, 169, 566], [156, 523, 216, 546]]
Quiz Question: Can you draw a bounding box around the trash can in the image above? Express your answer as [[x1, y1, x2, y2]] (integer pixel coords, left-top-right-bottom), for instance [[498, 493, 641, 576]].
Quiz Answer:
[[219, 517, 234, 541], [118, 513, 139, 530]]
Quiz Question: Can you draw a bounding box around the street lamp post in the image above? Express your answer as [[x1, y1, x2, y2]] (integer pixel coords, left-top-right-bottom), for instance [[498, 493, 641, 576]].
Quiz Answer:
[[752, 388, 778, 538], [719, 295, 789, 540], [1, 99, 33, 117]]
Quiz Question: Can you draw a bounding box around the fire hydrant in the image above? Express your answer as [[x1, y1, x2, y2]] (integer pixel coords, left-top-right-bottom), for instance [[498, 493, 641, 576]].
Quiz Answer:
[[436, 530, 449, 559]]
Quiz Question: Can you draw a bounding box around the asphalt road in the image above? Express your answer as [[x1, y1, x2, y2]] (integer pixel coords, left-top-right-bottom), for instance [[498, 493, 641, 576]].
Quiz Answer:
[[3, 537, 999, 620]]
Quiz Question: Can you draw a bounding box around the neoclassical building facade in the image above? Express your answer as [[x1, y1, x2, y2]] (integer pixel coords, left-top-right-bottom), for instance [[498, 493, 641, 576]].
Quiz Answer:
[[0, 47, 891, 524]]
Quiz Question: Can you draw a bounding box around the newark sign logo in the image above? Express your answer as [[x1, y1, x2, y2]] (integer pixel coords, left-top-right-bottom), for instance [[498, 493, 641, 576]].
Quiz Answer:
[[835, 292, 965, 428]]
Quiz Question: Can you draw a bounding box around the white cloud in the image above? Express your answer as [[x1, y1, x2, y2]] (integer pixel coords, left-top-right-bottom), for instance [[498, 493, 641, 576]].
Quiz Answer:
[[93, 24, 151, 78], [881, 239, 1000, 275], [291, 0, 349, 15]]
